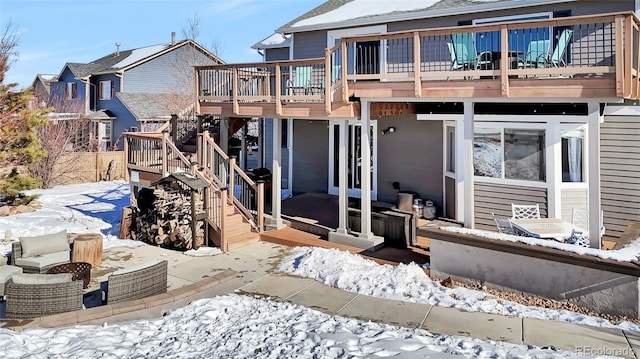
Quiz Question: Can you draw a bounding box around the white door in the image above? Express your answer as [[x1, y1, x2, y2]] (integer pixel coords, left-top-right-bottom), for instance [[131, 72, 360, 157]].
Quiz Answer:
[[328, 120, 377, 199]]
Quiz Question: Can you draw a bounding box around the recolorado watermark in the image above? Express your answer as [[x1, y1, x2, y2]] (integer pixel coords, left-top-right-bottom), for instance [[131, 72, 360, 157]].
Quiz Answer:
[[576, 346, 633, 357]]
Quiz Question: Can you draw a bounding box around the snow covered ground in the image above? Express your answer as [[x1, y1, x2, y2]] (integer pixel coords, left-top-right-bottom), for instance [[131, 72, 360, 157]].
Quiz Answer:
[[0, 180, 634, 357]]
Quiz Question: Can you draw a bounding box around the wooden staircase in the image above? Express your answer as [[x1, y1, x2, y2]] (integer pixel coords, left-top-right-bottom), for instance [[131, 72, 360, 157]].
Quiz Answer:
[[223, 203, 260, 251], [125, 120, 264, 253]]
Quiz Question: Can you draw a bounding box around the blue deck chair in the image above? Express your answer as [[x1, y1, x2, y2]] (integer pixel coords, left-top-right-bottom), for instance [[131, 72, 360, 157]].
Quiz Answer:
[[545, 29, 573, 67], [449, 33, 493, 71], [287, 66, 312, 95], [518, 39, 551, 68]]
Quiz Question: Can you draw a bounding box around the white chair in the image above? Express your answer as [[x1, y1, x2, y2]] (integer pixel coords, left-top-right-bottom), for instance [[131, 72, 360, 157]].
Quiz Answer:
[[566, 229, 590, 247], [491, 212, 515, 235], [511, 203, 541, 219], [569, 208, 606, 246]]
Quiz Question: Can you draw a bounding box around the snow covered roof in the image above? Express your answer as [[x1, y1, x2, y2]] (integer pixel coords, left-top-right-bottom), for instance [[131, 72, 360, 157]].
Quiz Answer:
[[277, 0, 578, 33], [110, 44, 170, 69], [251, 33, 291, 50]]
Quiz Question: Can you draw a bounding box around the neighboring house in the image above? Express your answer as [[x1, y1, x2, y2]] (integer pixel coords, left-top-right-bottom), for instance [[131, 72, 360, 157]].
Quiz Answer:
[[48, 35, 223, 150], [29, 74, 56, 109], [134, 0, 640, 251]]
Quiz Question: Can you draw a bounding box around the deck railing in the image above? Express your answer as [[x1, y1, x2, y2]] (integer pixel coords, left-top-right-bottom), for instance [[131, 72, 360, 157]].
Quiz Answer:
[[196, 11, 640, 108]]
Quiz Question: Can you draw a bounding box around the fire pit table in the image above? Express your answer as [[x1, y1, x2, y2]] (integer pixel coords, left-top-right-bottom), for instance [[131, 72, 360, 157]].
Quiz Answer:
[[47, 262, 92, 288]]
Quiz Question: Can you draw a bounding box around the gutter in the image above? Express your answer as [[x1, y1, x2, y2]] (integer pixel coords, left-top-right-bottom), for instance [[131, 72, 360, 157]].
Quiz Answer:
[[277, 0, 578, 34]]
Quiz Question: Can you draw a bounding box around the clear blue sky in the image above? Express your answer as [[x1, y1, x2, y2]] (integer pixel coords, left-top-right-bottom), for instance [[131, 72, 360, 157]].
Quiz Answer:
[[1, 0, 325, 90]]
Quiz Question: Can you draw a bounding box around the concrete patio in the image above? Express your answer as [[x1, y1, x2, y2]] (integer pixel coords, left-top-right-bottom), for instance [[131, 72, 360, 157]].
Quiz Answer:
[[2, 240, 639, 358]]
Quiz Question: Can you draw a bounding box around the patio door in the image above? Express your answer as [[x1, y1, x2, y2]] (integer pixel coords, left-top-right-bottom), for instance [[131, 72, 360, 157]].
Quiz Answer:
[[328, 120, 378, 199]]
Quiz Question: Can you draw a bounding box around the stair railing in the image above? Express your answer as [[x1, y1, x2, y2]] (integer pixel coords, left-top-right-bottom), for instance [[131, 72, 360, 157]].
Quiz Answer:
[[199, 131, 229, 188], [229, 157, 264, 232], [199, 130, 263, 232]]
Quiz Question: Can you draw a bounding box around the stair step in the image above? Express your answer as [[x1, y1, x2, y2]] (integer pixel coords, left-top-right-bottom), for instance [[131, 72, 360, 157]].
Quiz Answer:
[[227, 232, 259, 251], [225, 222, 253, 237]]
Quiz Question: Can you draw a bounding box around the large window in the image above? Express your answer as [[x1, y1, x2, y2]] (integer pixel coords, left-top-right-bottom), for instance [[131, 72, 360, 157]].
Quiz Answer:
[[474, 127, 545, 182], [472, 12, 552, 53]]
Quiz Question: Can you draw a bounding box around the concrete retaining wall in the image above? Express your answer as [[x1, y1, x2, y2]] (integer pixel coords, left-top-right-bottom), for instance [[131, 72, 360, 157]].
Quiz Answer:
[[426, 228, 640, 317]]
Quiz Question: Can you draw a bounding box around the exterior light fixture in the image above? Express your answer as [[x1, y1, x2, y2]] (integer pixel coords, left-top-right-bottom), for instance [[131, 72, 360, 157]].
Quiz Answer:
[[381, 126, 396, 135]]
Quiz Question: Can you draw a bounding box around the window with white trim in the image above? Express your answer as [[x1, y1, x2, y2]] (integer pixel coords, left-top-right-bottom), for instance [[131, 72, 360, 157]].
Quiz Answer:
[[65, 82, 77, 100], [561, 128, 584, 182], [474, 127, 545, 182], [99, 80, 113, 100]]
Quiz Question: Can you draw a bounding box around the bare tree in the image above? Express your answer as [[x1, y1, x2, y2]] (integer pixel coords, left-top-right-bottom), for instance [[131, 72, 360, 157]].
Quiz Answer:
[[26, 99, 92, 188]]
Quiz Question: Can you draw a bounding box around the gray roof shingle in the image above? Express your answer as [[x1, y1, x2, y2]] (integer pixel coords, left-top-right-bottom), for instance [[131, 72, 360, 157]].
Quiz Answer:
[[116, 92, 191, 120]]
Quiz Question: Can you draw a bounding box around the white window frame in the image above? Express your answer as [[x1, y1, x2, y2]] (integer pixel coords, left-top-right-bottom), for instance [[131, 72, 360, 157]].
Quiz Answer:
[[66, 82, 76, 100], [328, 119, 378, 199], [472, 115, 586, 189], [99, 80, 112, 100], [472, 12, 553, 26]]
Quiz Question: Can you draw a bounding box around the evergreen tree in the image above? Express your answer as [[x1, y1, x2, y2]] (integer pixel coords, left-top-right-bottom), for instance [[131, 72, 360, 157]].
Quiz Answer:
[[0, 21, 48, 201]]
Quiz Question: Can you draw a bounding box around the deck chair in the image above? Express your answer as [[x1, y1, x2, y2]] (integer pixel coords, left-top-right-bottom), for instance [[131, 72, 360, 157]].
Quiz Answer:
[[517, 39, 551, 69], [492, 212, 516, 235], [447, 42, 463, 71], [511, 203, 541, 219], [449, 33, 493, 71], [571, 207, 605, 240], [544, 29, 573, 67], [287, 66, 312, 95]]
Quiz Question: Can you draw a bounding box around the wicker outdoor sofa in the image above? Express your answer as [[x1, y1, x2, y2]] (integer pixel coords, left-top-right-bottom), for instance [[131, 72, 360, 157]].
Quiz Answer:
[[104, 259, 168, 304], [5, 273, 83, 319], [11, 231, 71, 273]]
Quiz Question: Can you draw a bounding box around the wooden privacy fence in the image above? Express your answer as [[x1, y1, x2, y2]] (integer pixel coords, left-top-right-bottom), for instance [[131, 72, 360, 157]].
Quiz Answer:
[[51, 151, 125, 186]]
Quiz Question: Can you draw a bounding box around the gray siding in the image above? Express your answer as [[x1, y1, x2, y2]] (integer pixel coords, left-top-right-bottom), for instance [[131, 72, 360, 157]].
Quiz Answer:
[[265, 48, 290, 62], [600, 115, 640, 239], [560, 187, 587, 222], [292, 31, 327, 60], [124, 45, 217, 93], [474, 182, 548, 231], [292, 120, 329, 194], [377, 117, 443, 213], [262, 118, 291, 188]]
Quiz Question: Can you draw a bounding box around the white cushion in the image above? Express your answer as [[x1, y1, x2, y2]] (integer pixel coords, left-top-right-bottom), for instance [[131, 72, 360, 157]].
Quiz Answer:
[[19, 230, 69, 258], [0, 265, 22, 282], [0, 253, 6, 266], [15, 251, 70, 269], [111, 259, 161, 276], [12, 272, 73, 284]]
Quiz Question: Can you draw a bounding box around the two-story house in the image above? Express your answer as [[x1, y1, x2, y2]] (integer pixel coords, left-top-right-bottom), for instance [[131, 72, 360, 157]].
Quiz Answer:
[[123, 0, 640, 254], [48, 34, 223, 150]]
